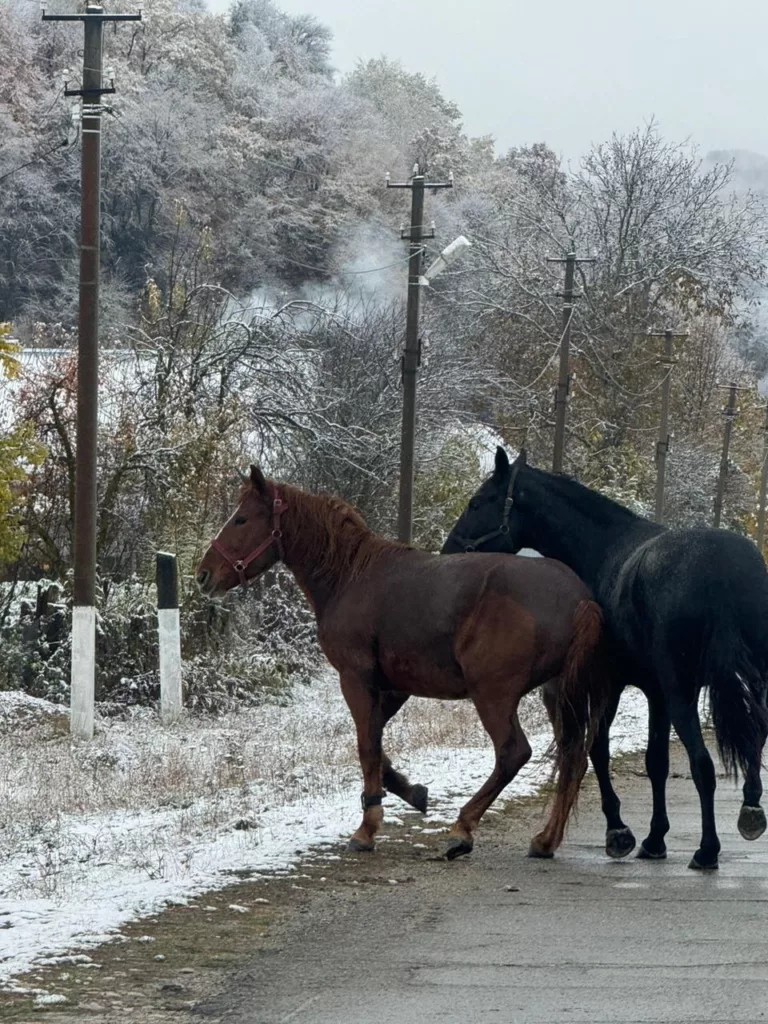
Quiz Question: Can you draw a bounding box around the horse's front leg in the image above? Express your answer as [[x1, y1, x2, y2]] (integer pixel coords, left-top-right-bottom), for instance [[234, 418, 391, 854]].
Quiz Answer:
[[590, 685, 637, 859], [540, 679, 635, 858], [637, 688, 671, 859], [340, 671, 385, 853]]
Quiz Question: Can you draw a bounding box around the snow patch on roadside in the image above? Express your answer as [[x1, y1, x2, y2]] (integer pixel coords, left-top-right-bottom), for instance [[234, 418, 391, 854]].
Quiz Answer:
[[0, 681, 648, 984]]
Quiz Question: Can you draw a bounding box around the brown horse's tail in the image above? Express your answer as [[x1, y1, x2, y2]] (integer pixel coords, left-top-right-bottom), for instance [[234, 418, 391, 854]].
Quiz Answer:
[[551, 599, 609, 827]]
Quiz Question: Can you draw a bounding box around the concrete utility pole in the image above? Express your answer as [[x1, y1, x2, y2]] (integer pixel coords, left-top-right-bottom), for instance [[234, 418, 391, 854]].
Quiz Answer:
[[156, 552, 182, 724], [756, 405, 768, 555], [648, 328, 687, 524], [43, 1, 142, 739], [386, 164, 453, 544], [547, 250, 596, 473], [713, 382, 743, 529]]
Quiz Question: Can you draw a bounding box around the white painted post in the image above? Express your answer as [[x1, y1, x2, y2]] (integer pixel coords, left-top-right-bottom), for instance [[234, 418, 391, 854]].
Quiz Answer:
[[156, 552, 182, 723], [71, 605, 96, 738]]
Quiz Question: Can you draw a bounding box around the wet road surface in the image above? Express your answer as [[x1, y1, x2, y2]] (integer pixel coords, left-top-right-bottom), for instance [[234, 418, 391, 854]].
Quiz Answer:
[[198, 751, 768, 1024]]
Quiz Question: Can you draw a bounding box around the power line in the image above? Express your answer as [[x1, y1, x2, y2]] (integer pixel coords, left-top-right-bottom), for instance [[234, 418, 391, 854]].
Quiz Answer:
[[0, 134, 72, 185], [246, 239, 421, 277]]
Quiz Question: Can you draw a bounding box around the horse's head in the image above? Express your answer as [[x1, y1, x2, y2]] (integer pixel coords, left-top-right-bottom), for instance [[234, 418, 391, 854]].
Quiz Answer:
[[196, 464, 287, 596], [441, 447, 529, 555]]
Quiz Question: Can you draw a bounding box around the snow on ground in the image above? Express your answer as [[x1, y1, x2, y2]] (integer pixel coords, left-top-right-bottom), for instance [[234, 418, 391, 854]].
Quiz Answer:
[[0, 674, 648, 985]]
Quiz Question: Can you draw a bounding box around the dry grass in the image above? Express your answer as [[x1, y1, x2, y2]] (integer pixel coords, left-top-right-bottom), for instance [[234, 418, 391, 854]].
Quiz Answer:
[[0, 676, 552, 900], [0, 679, 550, 826]]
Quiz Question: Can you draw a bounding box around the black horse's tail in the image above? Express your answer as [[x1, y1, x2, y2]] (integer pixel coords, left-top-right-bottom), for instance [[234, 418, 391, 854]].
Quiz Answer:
[[705, 623, 768, 780]]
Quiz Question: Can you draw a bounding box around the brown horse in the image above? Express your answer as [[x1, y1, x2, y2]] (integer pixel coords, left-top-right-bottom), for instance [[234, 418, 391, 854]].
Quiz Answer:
[[196, 467, 609, 860]]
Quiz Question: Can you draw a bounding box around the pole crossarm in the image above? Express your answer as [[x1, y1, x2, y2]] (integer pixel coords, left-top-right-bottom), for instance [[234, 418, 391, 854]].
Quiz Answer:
[[42, 8, 142, 20]]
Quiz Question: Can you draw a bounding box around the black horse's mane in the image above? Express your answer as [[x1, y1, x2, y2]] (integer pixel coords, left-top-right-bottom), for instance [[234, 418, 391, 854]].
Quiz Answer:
[[524, 466, 643, 526]]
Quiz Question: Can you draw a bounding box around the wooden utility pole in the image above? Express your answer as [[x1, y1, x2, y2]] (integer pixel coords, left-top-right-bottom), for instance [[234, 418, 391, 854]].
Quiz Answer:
[[713, 383, 742, 529], [43, 1, 142, 739], [648, 328, 686, 524], [756, 405, 768, 555], [547, 250, 596, 473], [387, 164, 452, 544]]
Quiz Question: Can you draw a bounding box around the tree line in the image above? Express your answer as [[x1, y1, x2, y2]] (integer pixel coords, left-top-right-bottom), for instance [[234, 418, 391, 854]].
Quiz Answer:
[[2, 0, 768, 598]]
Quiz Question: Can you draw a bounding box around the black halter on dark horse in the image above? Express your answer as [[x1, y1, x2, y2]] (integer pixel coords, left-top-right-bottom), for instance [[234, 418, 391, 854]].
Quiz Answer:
[[444, 446, 768, 870]]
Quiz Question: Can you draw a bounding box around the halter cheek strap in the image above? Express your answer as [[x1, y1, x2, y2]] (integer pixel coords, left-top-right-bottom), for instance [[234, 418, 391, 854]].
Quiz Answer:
[[211, 489, 287, 588], [455, 464, 521, 554]]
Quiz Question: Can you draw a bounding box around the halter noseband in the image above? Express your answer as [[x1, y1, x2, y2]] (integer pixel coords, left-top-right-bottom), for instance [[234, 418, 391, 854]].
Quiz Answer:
[[211, 488, 287, 588], [454, 464, 521, 553]]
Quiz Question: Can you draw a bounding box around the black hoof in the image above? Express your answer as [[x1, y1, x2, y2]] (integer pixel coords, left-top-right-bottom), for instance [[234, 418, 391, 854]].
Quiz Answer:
[[738, 805, 767, 841], [411, 784, 429, 815], [347, 837, 375, 853], [606, 827, 636, 859], [527, 843, 554, 860], [445, 836, 473, 860], [637, 842, 667, 860], [688, 852, 719, 870]]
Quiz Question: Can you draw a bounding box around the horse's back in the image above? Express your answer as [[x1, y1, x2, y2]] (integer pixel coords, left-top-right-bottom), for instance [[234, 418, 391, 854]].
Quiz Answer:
[[612, 527, 768, 674], [639, 528, 766, 609], [452, 555, 592, 686], [320, 550, 593, 695]]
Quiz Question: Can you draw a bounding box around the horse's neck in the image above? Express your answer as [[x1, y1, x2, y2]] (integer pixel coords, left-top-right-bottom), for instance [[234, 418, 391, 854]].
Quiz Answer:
[[519, 470, 661, 591], [280, 490, 381, 615]]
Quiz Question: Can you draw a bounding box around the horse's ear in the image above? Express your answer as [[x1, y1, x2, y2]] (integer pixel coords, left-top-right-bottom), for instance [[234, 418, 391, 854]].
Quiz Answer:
[[513, 448, 527, 468], [493, 446, 510, 479], [249, 464, 268, 495]]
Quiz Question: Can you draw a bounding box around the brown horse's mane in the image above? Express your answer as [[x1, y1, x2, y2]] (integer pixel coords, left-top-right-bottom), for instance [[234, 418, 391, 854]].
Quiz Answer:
[[244, 479, 406, 583]]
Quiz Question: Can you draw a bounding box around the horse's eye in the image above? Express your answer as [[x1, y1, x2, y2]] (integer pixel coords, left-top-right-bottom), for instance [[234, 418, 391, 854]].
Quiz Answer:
[[234, 517, 247, 526], [469, 499, 480, 511]]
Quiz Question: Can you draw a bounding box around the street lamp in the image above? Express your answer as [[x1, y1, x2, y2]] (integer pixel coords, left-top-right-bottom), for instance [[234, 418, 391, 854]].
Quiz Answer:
[[419, 235, 472, 287]]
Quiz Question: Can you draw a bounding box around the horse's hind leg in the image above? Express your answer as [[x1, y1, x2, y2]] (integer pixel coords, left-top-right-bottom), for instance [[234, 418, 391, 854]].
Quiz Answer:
[[738, 716, 768, 841], [667, 692, 720, 869], [380, 693, 428, 814], [445, 688, 531, 860], [340, 672, 385, 853]]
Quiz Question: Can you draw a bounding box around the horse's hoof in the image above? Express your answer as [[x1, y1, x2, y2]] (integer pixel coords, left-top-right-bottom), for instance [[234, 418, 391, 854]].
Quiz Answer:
[[445, 836, 473, 860], [527, 841, 555, 860], [347, 837, 375, 853], [688, 852, 719, 870], [738, 805, 767, 841], [606, 827, 636, 859], [411, 784, 429, 815], [637, 842, 667, 860]]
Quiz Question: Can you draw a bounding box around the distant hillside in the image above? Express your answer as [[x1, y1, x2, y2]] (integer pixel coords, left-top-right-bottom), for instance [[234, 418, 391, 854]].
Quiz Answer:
[[701, 150, 768, 382], [705, 149, 768, 193]]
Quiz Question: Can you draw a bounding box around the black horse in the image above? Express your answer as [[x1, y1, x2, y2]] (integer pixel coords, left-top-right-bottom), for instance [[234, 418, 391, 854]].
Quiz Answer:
[[442, 446, 768, 869]]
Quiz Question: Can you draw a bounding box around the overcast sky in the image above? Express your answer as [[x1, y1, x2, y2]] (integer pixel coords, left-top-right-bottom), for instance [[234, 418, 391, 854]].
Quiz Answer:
[[206, 0, 768, 161]]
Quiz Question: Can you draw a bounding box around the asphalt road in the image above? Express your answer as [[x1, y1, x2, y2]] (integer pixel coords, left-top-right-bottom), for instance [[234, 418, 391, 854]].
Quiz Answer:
[[198, 750, 768, 1024]]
